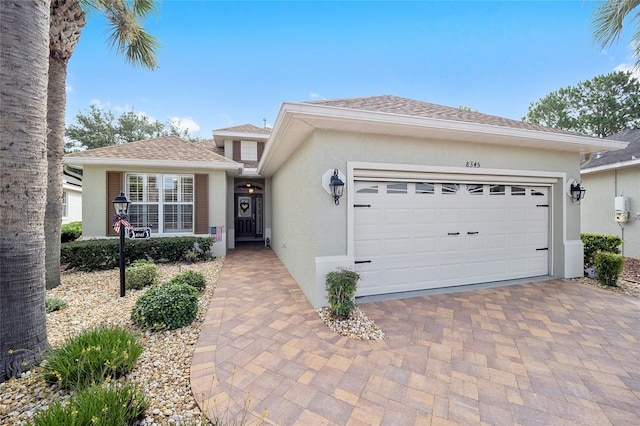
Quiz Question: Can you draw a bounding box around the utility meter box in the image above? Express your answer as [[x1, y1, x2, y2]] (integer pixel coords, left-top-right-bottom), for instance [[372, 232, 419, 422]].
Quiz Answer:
[[615, 196, 630, 223]]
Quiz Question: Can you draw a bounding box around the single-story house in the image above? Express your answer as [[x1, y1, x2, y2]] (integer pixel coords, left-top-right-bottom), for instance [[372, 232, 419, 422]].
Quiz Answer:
[[64, 95, 625, 307], [62, 172, 82, 224], [580, 129, 640, 258]]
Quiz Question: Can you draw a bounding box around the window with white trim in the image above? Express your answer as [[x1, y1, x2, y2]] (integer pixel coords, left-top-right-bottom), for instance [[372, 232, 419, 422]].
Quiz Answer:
[[126, 173, 194, 233], [62, 191, 68, 218], [241, 141, 258, 161]]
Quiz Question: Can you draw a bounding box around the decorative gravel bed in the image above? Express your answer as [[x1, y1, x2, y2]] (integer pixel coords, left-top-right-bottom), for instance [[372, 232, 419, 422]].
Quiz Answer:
[[573, 256, 640, 299], [316, 306, 385, 340], [0, 259, 223, 425]]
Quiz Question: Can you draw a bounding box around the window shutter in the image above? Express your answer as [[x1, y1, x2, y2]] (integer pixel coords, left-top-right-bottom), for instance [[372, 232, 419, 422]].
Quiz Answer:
[[194, 174, 209, 234], [257, 142, 265, 161], [232, 140, 241, 161], [106, 171, 123, 236]]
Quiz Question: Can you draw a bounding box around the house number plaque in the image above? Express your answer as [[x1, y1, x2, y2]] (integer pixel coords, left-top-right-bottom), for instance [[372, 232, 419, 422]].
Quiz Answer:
[[465, 161, 480, 168]]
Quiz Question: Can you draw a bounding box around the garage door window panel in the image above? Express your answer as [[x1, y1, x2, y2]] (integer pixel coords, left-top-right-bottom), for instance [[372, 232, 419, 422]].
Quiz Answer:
[[387, 183, 407, 194], [416, 183, 435, 194], [467, 184, 484, 195], [442, 183, 459, 195]]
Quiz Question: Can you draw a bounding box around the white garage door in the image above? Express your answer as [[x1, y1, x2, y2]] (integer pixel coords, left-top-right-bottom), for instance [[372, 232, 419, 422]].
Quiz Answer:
[[354, 181, 549, 296]]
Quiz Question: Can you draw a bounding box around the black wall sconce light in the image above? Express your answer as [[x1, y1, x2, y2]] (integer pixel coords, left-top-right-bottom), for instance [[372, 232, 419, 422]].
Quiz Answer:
[[329, 169, 345, 205], [322, 168, 346, 206], [567, 179, 586, 203]]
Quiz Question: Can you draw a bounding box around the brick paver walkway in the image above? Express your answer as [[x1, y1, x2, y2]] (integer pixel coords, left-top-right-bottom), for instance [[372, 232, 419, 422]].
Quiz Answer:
[[191, 248, 640, 425]]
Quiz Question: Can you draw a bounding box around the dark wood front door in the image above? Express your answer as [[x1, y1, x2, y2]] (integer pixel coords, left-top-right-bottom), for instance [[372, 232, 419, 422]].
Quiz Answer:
[[235, 194, 263, 239]]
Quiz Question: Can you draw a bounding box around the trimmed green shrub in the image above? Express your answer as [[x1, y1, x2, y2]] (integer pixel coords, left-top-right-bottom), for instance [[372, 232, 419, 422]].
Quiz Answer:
[[29, 383, 148, 426], [168, 270, 207, 292], [594, 251, 624, 287], [131, 282, 199, 331], [125, 259, 159, 290], [61, 221, 82, 243], [61, 236, 214, 272], [45, 296, 68, 313], [42, 325, 143, 390], [581, 233, 623, 268], [325, 269, 360, 319]]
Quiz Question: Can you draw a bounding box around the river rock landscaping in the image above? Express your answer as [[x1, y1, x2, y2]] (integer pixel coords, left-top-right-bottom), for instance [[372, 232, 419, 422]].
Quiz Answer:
[[0, 259, 223, 425]]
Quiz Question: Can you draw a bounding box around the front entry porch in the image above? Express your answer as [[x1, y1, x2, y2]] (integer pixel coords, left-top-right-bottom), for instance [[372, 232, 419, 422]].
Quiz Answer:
[[233, 178, 265, 247]]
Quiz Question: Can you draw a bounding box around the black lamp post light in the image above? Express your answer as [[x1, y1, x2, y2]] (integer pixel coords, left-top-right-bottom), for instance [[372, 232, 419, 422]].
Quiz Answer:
[[112, 192, 131, 297]]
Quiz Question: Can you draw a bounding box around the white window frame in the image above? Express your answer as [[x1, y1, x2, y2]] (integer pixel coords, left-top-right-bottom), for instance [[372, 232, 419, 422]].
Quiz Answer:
[[62, 191, 68, 218], [125, 173, 194, 234], [241, 140, 258, 161]]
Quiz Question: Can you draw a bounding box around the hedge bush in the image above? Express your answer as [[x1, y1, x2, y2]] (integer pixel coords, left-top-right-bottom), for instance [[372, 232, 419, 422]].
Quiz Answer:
[[325, 269, 360, 319], [581, 233, 623, 268], [131, 282, 199, 331], [125, 259, 159, 290], [594, 251, 624, 287], [61, 237, 214, 272], [61, 221, 82, 243], [168, 270, 207, 292]]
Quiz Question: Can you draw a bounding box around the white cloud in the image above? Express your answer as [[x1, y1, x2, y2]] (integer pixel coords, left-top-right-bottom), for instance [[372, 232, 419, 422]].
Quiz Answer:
[[171, 116, 201, 134], [614, 63, 640, 81], [309, 92, 325, 100], [66, 84, 73, 93]]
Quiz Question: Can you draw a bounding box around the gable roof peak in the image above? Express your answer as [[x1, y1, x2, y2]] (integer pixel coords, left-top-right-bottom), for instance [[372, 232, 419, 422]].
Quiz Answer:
[[214, 123, 271, 135]]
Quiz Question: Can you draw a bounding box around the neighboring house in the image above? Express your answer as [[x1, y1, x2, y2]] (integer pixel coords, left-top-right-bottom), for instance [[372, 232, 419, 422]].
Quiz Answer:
[[64, 95, 624, 307], [580, 129, 640, 258], [62, 173, 82, 224]]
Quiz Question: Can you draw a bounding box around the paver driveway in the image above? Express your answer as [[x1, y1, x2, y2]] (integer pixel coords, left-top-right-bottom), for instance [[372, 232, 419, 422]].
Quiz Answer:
[[191, 248, 640, 425]]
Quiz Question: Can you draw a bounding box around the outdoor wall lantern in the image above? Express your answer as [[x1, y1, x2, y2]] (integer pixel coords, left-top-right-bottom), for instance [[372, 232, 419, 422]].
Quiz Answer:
[[567, 179, 586, 203], [329, 169, 345, 205], [112, 192, 131, 297]]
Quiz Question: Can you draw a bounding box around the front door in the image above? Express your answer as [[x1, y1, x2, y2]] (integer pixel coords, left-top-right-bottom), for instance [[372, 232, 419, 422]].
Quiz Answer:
[[235, 194, 263, 239]]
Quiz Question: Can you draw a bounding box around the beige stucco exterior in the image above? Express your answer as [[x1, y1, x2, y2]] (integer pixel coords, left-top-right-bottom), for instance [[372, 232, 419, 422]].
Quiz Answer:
[[269, 128, 584, 307], [581, 166, 640, 258], [270, 134, 318, 304], [79, 164, 229, 257]]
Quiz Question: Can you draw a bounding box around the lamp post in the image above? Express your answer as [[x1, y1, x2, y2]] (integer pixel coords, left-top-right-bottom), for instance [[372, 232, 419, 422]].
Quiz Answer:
[[112, 192, 131, 297]]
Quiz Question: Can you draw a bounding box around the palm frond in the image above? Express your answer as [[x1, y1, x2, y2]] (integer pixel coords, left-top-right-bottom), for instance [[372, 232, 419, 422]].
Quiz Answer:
[[100, 0, 160, 70], [592, 0, 640, 48]]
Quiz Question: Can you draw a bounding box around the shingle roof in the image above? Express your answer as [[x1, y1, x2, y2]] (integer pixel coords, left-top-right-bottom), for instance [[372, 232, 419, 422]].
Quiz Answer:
[[65, 135, 238, 164], [215, 123, 271, 135], [581, 129, 640, 169], [304, 95, 583, 136]]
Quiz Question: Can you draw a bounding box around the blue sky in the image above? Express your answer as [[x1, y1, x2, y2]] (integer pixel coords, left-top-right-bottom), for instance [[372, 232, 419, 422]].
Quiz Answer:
[[66, 0, 638, 139]]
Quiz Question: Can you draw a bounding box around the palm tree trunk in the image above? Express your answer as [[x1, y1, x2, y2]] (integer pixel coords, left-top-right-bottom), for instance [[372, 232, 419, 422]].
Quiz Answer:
[[0, 0, 51, 382], [45, 58, 66, 290], [46, 0, 85, 289]]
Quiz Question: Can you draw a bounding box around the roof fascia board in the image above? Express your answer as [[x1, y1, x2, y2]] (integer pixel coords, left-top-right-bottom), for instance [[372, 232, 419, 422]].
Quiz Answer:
[[258, 102, 306, 176], [285, 102, 627, 151], [581, 158, 640, 175], [258, 101, 627, 176], [63, 157, 242, 171], [212, 131, 270, 140]]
